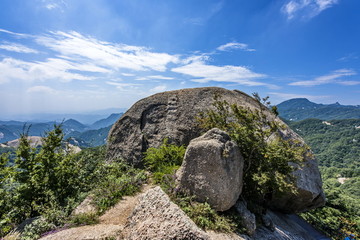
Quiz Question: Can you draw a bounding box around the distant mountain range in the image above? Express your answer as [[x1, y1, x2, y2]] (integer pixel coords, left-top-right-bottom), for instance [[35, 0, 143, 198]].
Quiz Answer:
[[1, 108, 127, 124], [0, 113, 122, 146], [277, 98, 360, 121]]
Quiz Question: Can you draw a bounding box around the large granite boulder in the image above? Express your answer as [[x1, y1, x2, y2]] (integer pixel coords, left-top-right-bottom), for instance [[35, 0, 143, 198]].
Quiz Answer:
[[124, 186, 209, 240], [177, 128, 244, 211], [107, 87, 325, 213], [107, 87, 258, 166]]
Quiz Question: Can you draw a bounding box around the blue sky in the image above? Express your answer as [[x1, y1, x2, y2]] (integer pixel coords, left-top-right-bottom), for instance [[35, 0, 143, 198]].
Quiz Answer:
[[0, 0, 359, 118]]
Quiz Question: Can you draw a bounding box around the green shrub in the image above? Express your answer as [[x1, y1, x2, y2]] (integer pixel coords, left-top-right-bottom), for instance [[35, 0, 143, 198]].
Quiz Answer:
[[70, 213, 99, 226], [144, 138, 185, 185], [197, 94, 306, 203], [177, 196, 238, 232], [92, 161, 147, 214], [21, 218, 55, 240]]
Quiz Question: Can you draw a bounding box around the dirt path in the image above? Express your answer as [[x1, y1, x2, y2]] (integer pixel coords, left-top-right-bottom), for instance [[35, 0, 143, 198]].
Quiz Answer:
[[99, 184, 153, 225], [40, 184, 153, 240]]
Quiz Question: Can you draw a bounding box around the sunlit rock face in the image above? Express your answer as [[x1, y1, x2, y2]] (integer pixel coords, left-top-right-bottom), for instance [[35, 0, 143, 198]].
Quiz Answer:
[[107, 87, 325, 213]]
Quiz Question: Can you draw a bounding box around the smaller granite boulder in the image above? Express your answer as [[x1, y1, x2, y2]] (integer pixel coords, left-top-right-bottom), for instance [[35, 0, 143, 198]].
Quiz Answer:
[[177, 128, 244, 211], [234, 200, 256, 236], [124, 186, 209, 240]]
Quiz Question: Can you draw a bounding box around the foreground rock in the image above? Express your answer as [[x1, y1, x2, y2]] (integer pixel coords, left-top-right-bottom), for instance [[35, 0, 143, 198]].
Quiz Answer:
[[235, 201, 256, 236], [40, 224, 123, 240], [177, 128, 244, 211], [107, 87, 325, 213], [124, 186, 209, 240], [37, 185, 328, 240]]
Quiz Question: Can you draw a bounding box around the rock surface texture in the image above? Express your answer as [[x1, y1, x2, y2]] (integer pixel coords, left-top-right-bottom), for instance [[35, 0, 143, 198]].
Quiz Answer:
[[124, 186, 209, 240], [107, 87, 325, 213], [177, 128, 244, 211], [234, 200, 256, 236]]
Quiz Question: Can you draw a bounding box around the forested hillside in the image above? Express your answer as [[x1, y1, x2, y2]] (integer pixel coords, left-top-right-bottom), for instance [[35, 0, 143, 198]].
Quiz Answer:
[[277, 98, 360, 121], [287, 118, 360, 238]]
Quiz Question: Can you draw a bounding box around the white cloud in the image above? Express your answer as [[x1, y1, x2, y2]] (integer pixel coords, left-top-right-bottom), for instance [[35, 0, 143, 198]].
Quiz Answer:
[[0, 28, 30, 38], [150, 85, 167, 93], [184, 1, 224, 25], [0, 57, 100, 83], [42, 0, 67, 11], [217, 42, 255, 52], [36, 31, 179, 72], [0, 42, 38, 53], [121, 73, 135, 77], [281, 0, 338, 20], [27, 85, 57, 94], [289, 69, 356, 86], [172, 57, 267, 86], [136, 75, 174, 81], [338, 81, 360, 86], [106, 81, 141, 90], [46, 3, 59, 9], [338, 53, 358, 62]]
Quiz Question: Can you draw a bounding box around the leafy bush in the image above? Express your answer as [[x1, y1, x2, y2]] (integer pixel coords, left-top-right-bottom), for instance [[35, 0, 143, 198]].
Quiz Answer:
[[92, 161, 147, 214], [144, 138, 185, 185], [21, 218, 55, 240], [69, 212, 99, 226], [197, 94, 306, 203]]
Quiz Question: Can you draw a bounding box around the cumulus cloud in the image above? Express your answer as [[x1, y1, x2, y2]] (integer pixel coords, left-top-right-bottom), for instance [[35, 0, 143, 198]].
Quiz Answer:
[[217, 42, 255, 52], [282, 0, 338, 20], [289, 69, 356, 86]]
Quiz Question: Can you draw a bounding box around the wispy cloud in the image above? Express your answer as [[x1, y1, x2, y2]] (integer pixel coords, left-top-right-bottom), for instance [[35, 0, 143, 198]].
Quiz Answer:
[[36, 31, 179, 72], [0, 28, 30, 38], [121, 73, 135, 77], [217, 42, 255, 52], [150, 85, 167, 93], [0, 29, 273, 91], [282, 0, 338, 20], [42, 0, 67, 11], [0, 57, 100, 83], [0, 42, 38, 53], [338, 81, 360, 86], [0, 30, 181, 84], [184, 0, 224, 25], [338, 53, 358, 62], [136, 75, 174, 81], [172, 56, 268, 87], [27, 85, 57, 94], [106, 81, 141, 91], [289, 69, 356, 86]]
